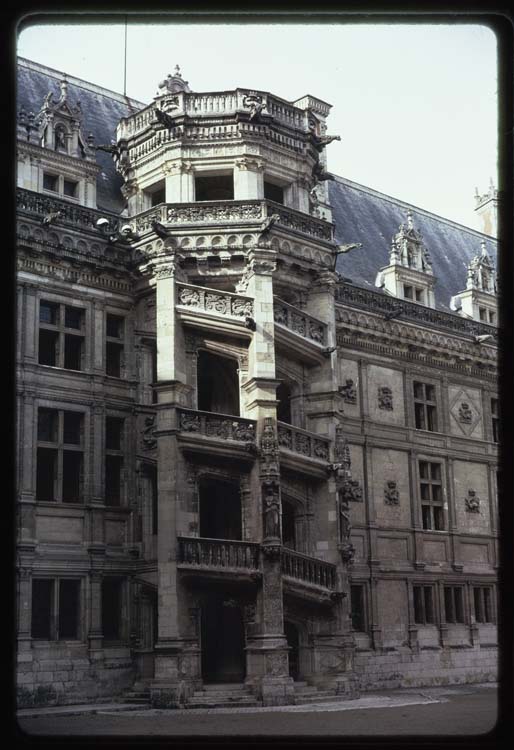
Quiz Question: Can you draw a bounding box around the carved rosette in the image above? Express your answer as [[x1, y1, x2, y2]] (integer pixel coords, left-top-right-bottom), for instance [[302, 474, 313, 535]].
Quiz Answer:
[[465, 489, 481, 513]]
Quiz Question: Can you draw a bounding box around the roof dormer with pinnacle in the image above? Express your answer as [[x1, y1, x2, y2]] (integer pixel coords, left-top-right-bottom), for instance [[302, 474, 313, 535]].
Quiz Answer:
[[17, 75, 100, 207], [375, 211, 436, 308], [451, 240, 498, 325]]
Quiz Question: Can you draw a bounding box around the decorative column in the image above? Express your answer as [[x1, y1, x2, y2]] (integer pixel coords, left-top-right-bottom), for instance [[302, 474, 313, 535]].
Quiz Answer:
[[240, 248, 293, 705], [138, 246, 194, 707], [163, 161, 194, 203], [87, 571, 104, 660], [17, 566, 33, 663], [234, 158, 264, 200]]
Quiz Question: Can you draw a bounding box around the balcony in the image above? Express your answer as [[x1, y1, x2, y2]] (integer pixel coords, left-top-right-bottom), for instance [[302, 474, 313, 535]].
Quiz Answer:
[[176, 282, 254, 337], [281, 547, 338, 605], [176, 408, 257, 461], [133, 199, 333, 244], [177, 536, 261, 585], [273, 298, 328, 365], [277, 421, 331, 477]]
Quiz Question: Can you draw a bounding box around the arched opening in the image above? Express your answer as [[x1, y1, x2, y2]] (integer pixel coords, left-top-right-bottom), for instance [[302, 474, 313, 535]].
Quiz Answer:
[[284, 621, 300, 681], [197, 350, 240, 416], [282, 498, 297, 550], [199, 477, 242, 541], [276, 380, 292, 424]]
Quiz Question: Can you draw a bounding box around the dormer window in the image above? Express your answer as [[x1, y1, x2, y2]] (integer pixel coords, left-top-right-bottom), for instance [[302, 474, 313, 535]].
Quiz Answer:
[[54, 125, 68, 153]]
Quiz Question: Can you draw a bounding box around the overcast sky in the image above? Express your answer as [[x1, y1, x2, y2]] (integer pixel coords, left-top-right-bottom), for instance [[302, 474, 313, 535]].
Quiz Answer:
[[17, 18, 497, 231]]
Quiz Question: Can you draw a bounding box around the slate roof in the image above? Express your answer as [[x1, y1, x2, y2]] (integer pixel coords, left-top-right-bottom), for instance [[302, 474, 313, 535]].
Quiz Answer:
[[17, 58, 145, 214], [330, 177, 497, 312], [17, 58, 497, 308]]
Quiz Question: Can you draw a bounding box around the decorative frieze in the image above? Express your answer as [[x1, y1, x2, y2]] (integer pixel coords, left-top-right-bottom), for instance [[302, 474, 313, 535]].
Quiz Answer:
[[177, 408, 256, 443], [465, 489, 481, 513], [17, 187, 119, 234], [177, 536, 260, 570], [176, 283, 254, 320], [277, 422, 330, 461], [273, 298, 327, 345]]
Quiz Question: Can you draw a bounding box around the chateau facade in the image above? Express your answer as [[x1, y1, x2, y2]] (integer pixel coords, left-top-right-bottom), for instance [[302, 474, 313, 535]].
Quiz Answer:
[[16, 58, 499, 709]]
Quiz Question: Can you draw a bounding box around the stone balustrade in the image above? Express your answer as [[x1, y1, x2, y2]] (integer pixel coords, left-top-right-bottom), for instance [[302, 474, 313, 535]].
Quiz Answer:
[[281, 547, 336, 590], [337, 281, 498, 340], [17, 188, 120, 234], [133, 199, 332, 242], [177, 536, 261, 571], [277, 421, 331, 462], [273, 298, 328, 346], [176, 282, 254, 320], [177, 408, 257, 443]]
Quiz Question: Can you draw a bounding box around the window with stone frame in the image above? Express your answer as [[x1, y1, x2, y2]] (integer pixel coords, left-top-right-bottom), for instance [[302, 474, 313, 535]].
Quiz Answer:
[[195, 172, 234, 201], [31, 578, 81, 640], [473, 586, 495, 623], [413, 584, 436, 624], [101, 577, 124, 640], [36, 408, 84, 503], [105, 313, 125, 378], [443, 586, 465, 624], [419, 460, 445, 530], [38, 300, 85, 370], [413, 381, 438, 432], [264, 179, 285, 205], [490, 397, 499, 443], [350, 584, 367, 632], [105, 416, 125, 506]]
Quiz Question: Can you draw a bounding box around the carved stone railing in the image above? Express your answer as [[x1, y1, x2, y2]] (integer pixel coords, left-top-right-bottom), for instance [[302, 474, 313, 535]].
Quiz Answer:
[[273, 298, 328, 346], [16, 188, 120, 234], [177, 408, 257, 443], [281, 548, 336, 590], [277, 421, 330, 462], [177, 536, 260, 572], [336, 281, 498, 340], [133, 200, 333, 242], [176, 282, 254, 320]]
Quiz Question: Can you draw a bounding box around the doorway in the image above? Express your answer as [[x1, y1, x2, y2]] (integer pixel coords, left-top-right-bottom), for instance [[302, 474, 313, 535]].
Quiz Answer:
[[197, 350, 240, 416], [284, 620, 300, 680], [201, 594, 246, 683], [199, 477, 242, 541]]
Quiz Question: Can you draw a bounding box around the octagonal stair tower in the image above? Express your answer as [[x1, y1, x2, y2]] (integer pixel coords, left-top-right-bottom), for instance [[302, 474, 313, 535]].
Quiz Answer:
[[114, 67, 357, 707]]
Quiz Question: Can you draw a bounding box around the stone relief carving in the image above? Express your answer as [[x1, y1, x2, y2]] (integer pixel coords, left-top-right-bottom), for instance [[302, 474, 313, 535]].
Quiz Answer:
[[259, 417, 280, 478], [465, 489, 481, 513], [384, 480, 400, 505], [338, 379, 357, 404], [141, 415, 157, 451], [262, 479, 281, 540], [340, 480, 363, 503], [458, 402, 473, 423], [265, 652, 288, 677], [378, 386, 393, 411]]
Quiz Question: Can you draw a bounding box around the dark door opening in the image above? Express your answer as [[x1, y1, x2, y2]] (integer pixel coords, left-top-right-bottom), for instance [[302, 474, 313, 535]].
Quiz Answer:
[[284, 621, 300, 680], [197, 350, 240, 416], [276, 381, 292, 424], [199, 478, 242, 541], [282, 499, 296, 550], [201, 595, 246, 683]]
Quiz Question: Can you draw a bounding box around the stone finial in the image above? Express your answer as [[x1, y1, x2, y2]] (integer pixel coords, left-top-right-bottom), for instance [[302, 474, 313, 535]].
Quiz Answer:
[[465, 242, 496, 294], [157, 65, 191, 95], [59, 75, 68, 102]]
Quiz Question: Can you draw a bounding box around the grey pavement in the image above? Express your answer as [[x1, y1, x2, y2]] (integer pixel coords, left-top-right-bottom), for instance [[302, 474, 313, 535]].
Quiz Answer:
[[15, 682, 501, 738]]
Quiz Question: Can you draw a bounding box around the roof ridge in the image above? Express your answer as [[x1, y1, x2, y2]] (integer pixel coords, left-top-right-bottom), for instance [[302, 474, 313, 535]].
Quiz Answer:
[[331, 175, 496, 243], [17, 56, 147, 110]]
